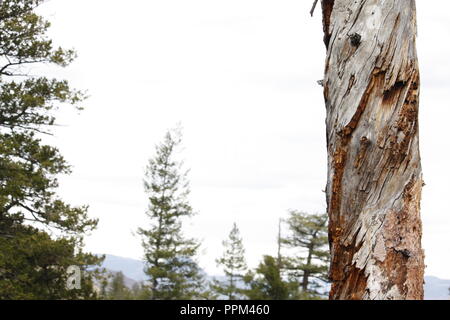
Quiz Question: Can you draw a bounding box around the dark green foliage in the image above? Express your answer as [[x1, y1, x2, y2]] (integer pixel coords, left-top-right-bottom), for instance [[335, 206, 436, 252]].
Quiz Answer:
[[0, 223, 101, 299], [236, 212, 330, 301], [0, 1, 77, 74], [98, 272, 151, 300], [281, 211, 330, 298], [0, 0, 101, 299], [138, 128, 205, 300], [212, 222, 247, 299], [243, 255, 296, 300]]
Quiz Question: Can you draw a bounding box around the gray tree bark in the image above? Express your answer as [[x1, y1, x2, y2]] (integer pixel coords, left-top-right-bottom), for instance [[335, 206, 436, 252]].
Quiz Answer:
[[319, 0, 425, 300]]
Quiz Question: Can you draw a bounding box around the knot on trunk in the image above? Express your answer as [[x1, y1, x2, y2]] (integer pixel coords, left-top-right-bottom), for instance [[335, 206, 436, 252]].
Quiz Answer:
[[349, 33, 362, 47]]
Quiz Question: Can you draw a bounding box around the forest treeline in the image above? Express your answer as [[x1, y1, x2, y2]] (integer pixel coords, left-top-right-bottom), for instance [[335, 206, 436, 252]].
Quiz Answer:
[[0, 0, 329, 300], [102, 128, 330, 300]]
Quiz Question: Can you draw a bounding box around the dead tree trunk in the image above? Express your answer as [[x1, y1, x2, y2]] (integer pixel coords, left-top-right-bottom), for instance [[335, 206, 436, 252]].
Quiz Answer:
[[319, 0, 425, 300]]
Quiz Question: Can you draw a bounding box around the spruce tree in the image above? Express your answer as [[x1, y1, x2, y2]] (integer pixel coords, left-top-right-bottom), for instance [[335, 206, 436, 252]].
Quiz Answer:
[[106, 272, 132, 300], [213, 222, 247, 299], [138, 128, 204, 300], [130, 282, 151, 300], [0, 0, 102, 299], [281, 211, 330, 298], [243, 255, 295, 300]]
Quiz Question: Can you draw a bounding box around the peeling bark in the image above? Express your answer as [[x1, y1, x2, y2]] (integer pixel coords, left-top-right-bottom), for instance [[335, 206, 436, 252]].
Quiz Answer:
[[320, 0, 425, 300]]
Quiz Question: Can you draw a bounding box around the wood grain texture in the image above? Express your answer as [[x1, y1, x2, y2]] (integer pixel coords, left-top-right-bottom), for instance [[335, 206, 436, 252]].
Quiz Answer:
[[320, 0, 425, 300]]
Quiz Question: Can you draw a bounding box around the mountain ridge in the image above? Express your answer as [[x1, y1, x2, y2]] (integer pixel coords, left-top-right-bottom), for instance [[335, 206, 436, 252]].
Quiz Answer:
[[99, 254, 449, 300]]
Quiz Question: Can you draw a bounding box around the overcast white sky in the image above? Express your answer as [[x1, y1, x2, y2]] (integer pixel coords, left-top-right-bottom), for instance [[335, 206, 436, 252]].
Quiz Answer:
[[37, 0, 450, 279]]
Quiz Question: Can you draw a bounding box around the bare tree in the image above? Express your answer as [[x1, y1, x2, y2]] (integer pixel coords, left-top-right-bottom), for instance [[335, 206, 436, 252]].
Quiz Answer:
[[317, 0, 425, 300]]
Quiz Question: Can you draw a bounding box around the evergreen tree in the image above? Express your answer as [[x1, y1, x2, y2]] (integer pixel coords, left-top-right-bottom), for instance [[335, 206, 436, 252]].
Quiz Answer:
[[138, 128, 204, 300], [0, 0, 102, 299], [0, 223, 102, 299], [243, 255, 295, 300], [106, 272, 132, 300], [130, 282, 151, 300], [213, 222, 247, 299], [281, 211, 330, 298]]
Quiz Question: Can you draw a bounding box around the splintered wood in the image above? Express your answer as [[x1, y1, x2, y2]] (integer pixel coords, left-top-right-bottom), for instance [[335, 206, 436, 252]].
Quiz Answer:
[[319, 0, 425, 300]]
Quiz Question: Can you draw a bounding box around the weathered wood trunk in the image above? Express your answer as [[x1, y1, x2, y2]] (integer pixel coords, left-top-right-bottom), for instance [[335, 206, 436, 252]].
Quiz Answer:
[[320, 0, 425, 300]]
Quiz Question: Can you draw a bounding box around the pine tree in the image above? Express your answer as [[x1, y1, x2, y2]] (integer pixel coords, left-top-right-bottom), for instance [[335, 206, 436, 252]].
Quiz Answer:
[[130, 282, 151, 300], [243, 255, 295, 300], [0, 0, 102, 299], [106, 272, 132, 300], [138, 128, 204, 300], [213, 222, 247, 299], [281, 211, 329, 298]]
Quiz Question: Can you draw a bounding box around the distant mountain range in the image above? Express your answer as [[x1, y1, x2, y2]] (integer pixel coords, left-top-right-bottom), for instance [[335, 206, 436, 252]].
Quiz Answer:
[[424, 276, 450, 300], [99, 254, 450, 300], [100, 254, 146, 282]]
